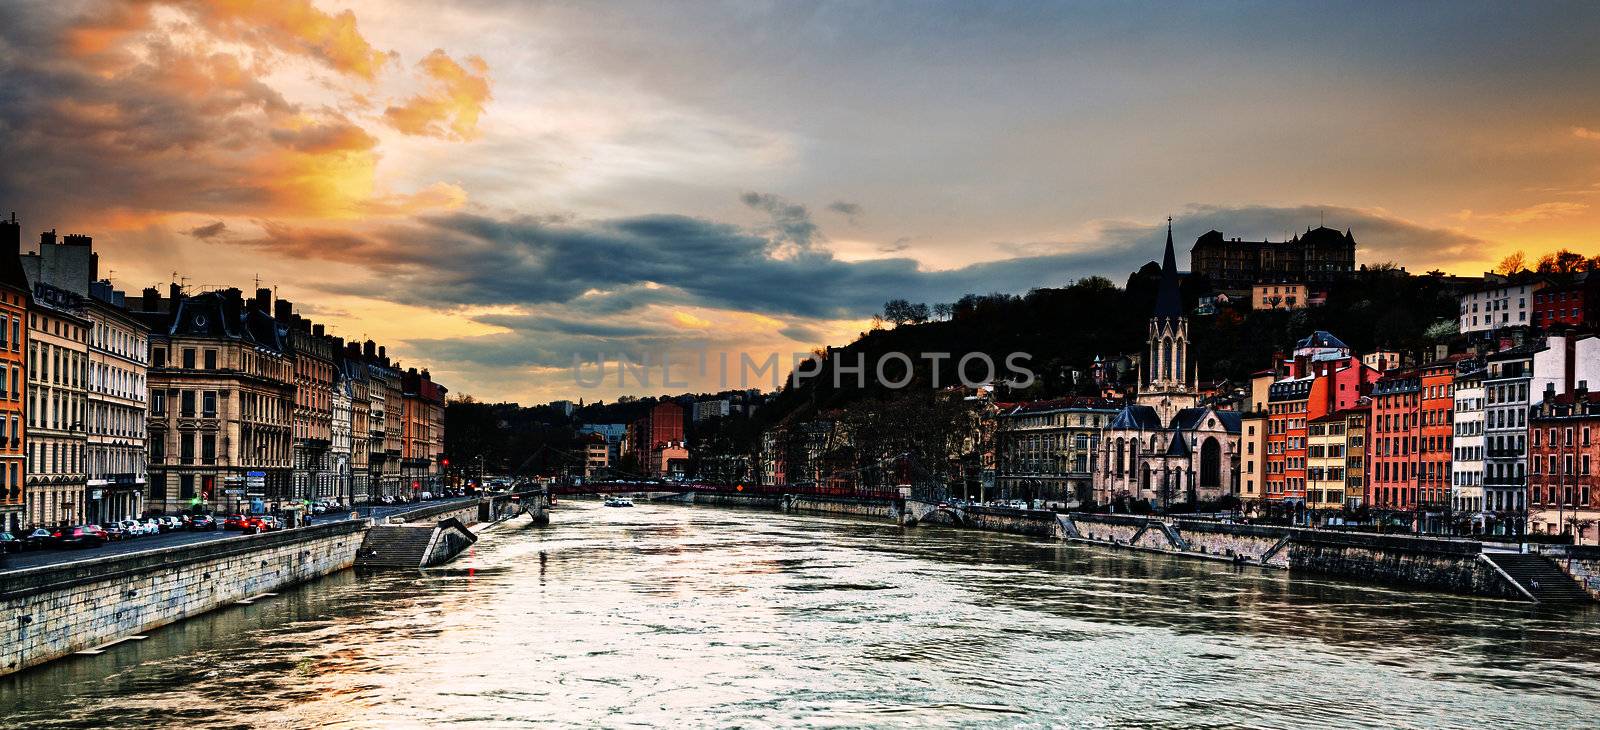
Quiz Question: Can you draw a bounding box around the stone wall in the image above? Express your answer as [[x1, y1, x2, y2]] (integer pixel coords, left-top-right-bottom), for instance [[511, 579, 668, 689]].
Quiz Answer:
[[1174, 521, 1291, 567], [1285, 530, 1521, 600], [0, 520, 366, 676], [1070, 514, 1149, 546], [961, 506, 1059, 538], [687, 492, 786, 509], [784, 495, 899, 519]]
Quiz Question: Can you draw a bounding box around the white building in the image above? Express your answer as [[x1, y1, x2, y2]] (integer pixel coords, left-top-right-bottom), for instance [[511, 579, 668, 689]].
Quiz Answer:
[[1459, 279, 1545, 334], [86, 282, 149, 523], [1450, 361, 1485, 520], [328, 379, 353, 502]]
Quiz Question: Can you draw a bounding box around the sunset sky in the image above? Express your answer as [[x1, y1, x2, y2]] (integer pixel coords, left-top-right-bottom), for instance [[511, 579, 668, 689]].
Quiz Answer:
[[3, 0, 1598, 404]]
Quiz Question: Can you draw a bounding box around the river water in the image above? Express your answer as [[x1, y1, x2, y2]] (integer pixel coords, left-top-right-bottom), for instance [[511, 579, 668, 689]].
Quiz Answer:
[[4, 500, 1600, 728]]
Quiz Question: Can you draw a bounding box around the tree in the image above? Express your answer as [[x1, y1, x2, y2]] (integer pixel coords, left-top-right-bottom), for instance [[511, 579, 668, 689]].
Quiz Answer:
[[882, 299, 915, 326], [1424, 319, 1459, 341], [932, 302, 953, 320], [1536, 249, 1590, 274], [1495, 250, 1527, 275], [909, 302, 930, 324]]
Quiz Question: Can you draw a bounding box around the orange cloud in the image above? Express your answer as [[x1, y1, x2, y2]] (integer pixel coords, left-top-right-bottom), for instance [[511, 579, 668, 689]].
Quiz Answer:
[[1575, 127, 1600, 141], [188, 0, 392, 81], [384, 50, 492, 140], [1457, 201, 1589, 225]]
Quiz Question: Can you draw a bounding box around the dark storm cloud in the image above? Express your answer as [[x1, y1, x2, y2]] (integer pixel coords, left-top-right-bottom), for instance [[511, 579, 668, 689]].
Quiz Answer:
[[189, 221, 229, 239]]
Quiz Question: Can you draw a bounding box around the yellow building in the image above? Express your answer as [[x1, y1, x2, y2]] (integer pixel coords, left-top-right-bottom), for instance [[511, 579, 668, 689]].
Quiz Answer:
[[1306, 413, 1347, 512], [1251, 282, 1307, 310]]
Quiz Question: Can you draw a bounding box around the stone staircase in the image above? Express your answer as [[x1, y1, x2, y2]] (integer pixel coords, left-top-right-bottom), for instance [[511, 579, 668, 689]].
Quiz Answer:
[[355, 525, 439, 569], [1483, 553, 1594, 603]]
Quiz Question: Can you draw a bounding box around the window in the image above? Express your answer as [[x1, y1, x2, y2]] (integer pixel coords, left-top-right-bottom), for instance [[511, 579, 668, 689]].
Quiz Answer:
[[182, 348, 196, 369], [180, 474, 195, 499], [202, 391, 217, 417], [181, 391, 195, 417], [152, 348, 166, 368], [201, 434, 216, 465], [152, 391, 166, 415], [204, 349, 217, 370], [181, 433, 195, 464]]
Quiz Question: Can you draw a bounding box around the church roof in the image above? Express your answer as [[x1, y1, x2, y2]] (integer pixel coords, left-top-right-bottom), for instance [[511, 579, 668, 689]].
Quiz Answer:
[[1164, 433, 1191, 457], [1154, 219, 1183, 319], [1296, 330, 1348, 350], [1109, 404, 1163, 431]]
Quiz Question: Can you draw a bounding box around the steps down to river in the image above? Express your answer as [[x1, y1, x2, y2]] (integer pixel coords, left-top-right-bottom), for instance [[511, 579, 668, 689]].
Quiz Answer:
[[355, 520, 478, 569], [1484, 554, 1594, 603]]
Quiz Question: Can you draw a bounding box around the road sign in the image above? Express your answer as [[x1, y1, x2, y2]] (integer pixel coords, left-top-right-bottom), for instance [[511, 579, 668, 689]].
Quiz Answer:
[[224, 489, 244, 496]]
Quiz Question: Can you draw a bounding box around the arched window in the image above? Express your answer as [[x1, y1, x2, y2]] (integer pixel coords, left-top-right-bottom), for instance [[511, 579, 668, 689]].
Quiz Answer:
[[1162, 338, 1173, 382], [1175, 340, 1185, 383], [1140, 463, 1151, 491], [1115, 438, 1126, 476], [1200, 437, 1222, 488]]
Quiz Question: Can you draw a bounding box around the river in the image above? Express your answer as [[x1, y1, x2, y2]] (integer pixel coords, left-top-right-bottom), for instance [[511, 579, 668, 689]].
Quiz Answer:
[[3, 500, 1599, 728]]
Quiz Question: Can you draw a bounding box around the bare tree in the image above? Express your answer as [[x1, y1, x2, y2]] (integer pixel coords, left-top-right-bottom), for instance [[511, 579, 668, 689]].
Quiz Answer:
[[1495, 250, 1527, 275]]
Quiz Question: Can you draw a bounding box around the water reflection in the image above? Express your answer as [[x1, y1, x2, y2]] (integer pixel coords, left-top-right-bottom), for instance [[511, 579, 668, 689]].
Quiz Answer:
[[2, 501, 1597, 728]]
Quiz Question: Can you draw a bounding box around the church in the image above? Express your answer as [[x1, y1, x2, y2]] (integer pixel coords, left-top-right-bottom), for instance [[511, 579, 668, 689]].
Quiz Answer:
[[1093, 221, 1242, 509]]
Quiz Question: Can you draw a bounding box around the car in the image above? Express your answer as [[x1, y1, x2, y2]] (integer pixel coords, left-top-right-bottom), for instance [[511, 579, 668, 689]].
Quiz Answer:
[[189, 514, 218, 531], [0, 531, 23, 553], [223, 514, 251, 531], [119, 519, 152, 537], [100, 523, 129, 541], [158, 516, 184, 533], [58, 525, 107, 549], [419, 491, 433, 500], [141, 519, 163, 535], [23, 528, 57, 550]]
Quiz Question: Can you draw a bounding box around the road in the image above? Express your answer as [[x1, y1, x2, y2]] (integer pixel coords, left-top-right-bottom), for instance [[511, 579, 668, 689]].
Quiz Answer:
[[0, 498, 480, 573]]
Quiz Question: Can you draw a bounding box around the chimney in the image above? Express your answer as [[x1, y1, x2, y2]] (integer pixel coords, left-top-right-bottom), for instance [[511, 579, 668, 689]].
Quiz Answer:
[[363, 340, 376, 358], [2, 213, 18, 258], [1578, 380, 1589, 404], [254, 287, 271, 312], [169, 282, 183, 301], [312, 323, 324, 338], [142, 287, 159, 311], [40, 229, 56, 247], [275, 299, 292, 322], [223, 288, 244, 322], [378, 345, 386, 359]]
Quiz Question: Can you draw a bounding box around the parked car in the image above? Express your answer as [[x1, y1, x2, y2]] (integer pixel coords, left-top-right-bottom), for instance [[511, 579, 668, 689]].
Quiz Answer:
[[223, 514, 250, 531], [118, 519, 150, 537], [189, 514, 219, 531], [100, 523, 129, 541], [0, 531, 23, 553], [23, 528, 57, 550], [141, 519, 163, 536], [58, 525, 107, 549], [158, 516, 184, 533]]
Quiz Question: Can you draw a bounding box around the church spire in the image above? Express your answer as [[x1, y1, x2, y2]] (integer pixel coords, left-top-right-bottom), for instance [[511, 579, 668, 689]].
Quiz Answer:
[[1154, 216, 1182, 319]]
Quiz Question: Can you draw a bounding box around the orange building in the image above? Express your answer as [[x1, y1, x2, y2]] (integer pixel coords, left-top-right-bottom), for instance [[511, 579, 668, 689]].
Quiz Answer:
[[0, 215, 27, 533], [1418, 359, 1457, 517], [1368, 370, 1420, 511]]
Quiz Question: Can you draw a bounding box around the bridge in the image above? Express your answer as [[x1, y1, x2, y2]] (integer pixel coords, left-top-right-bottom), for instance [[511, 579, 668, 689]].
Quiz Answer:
[[549, 480, 904, 502]]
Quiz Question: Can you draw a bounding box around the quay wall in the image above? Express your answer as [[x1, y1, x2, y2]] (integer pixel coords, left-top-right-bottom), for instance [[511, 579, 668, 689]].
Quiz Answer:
[[1533, 545, 1600, 600], [784, 494, 898, 519], [0, 520, 366, 676]]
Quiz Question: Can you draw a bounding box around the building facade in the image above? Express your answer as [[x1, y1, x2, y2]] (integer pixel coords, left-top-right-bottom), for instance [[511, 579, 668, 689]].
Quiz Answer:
[[85, 283, 149, 523], [1451, 361, 1487, 523], [1527, 385, 1599, 543], [993, 398, 1115, 506], [1189, 225, 1356, 295], [1459, 279, 1544, 334], [135, 287, 295, 514], [1482, 348, 1532, 532], [1367, 371, 1420, 514], [0, 216, 28, 532]]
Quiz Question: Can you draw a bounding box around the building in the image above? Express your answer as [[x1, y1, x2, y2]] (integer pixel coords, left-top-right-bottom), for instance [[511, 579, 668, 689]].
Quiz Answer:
[[283, 303, 336, 503], [0, 216, 29, 532], [363, 344, 404, 500], [1451, 361, 1487, 526], [1250, 282, 1308, 311], [1367, 370, 1420, 515], [629, 401, 686, 479], [133, 287, 295, 514], [1097, 222, 1242, 508], [1189, 225, 1356, 295], [1340, 407, 1368, 510], [341, 344, 371, 504], [1416, 358, 1458, 529], [1306, 411, 1357, 514], [579, 423, 627, 467], [22, 283, 90, 528], [329, 352, 353, 504], [1532, 273, 1597, 330], [401, 367, 447, 493], [1527, 383, 1599, 543], [1263, 331, 1380, 511], [993, 398, 1116, 507], [86, 281, 149, 523], [1482, 347, 1532, 533], [583, 432, 610, 477], [1236, 371, 1273, 504], [1459, 278, 1545, 334]]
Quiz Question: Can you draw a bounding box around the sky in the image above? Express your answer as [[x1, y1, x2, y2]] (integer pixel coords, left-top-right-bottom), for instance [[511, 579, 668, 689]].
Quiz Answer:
[[2, 0, 1598, 404]]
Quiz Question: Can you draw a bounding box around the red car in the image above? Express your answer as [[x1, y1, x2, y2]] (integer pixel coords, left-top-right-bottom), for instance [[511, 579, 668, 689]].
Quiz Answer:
[[223, 514, 267, 533], [57, 525, 107, 548]]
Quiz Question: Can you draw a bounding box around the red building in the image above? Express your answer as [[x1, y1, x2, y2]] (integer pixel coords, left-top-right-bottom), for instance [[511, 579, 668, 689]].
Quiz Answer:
[[1417, 359, 1457, 512], [629, 401, 686, 478], [1264, 331, 1380, 509], [1368, 370, 1420, 511], [1532, 274, 1597, 330], [1527, 383, 1599, 542]]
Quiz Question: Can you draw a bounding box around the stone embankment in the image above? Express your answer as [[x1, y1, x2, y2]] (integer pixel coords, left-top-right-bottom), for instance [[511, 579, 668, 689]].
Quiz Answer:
[[902, 499, 1548, 602]]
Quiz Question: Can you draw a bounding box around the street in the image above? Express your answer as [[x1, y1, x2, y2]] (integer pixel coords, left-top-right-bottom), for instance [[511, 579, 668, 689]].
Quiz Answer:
[[0, 498, 479, 574]]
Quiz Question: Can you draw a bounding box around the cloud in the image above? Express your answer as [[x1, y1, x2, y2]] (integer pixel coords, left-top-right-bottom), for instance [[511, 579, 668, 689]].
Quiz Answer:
[[739, 191, 821, 254], [1575, 127, 1600, 141], [188, 220, 228, 239], [827, 200, 863, 224], [383, 50, 492, 140], [181, 0, 394, 81], [878, 236, 912, 253], [1457, 202, 1589, 225]]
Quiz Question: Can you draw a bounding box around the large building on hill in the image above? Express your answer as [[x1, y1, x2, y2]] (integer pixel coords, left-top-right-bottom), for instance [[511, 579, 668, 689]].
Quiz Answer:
[[1189, 225, 1357, 295], [1095, 221, 1242, 508]]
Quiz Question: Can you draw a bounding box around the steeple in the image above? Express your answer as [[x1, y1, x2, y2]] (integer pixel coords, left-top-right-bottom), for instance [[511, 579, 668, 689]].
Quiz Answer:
[[1154, 216, 1182, 319]]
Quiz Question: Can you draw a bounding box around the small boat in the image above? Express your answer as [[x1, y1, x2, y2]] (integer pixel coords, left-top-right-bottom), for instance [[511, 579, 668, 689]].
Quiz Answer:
[[603, 497, 635, 508]]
